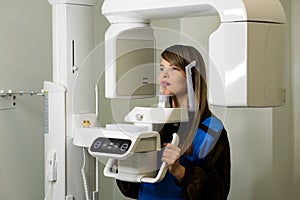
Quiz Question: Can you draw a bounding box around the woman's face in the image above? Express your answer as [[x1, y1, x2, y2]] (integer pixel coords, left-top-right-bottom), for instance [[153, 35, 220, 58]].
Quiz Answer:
[[158, 58, 187, 98]]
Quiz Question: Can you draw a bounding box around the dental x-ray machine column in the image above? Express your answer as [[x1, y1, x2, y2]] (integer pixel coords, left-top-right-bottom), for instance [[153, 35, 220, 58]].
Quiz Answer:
[[45, 1, 98, 200], [44, 0, 286, 199]]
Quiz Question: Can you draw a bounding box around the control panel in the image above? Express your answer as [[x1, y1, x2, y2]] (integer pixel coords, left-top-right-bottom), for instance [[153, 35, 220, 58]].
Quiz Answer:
[[90, 137, 132, 154]]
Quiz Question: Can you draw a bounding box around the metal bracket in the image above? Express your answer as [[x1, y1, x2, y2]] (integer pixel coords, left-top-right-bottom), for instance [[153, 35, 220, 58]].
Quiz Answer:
[[0, 95, 16, 110], [0, 89, 44, 110]]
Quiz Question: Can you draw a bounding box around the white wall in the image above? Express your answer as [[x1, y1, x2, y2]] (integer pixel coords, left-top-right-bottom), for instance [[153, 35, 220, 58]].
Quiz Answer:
[[0, 0, 51, 200], [291, 0, 300, 198]]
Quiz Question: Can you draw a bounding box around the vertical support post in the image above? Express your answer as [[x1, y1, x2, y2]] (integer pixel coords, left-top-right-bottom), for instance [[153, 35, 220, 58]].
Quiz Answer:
[[47, 0, 98, 199]]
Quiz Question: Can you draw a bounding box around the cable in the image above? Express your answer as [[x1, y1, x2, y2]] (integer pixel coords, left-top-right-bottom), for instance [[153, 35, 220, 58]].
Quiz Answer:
[[81, 147, 91, 200], [44, 182, 53, 200], [95, 158, 99, 197]]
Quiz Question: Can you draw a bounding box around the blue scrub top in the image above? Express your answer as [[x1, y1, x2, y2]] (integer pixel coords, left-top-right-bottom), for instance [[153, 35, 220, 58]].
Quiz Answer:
[[138, 116, 223, 200]]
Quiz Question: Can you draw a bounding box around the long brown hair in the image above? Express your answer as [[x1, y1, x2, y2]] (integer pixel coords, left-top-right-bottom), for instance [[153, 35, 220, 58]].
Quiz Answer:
[[161, 45, 211, 155]]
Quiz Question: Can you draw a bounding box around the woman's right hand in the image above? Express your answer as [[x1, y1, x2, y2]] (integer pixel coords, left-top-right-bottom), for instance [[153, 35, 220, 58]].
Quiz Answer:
[[162, 143, 185, 181]]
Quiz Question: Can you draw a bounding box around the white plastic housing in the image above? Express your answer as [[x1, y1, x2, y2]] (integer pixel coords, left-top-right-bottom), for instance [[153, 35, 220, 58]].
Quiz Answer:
[[44, 81, 66, 200], [124, 107, 189, 124], [102, 0, 285, 24], [87, 127, 161, 159], [115, 152, 157, 182], [209, 22, 286, 107], [102, 0, 286, 107], [105, 24, 156, 98]]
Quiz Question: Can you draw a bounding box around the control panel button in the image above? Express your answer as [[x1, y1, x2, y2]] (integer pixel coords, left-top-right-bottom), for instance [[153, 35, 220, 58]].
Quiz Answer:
[[120, 143, 129, 151], [93, 141, 101, 149]]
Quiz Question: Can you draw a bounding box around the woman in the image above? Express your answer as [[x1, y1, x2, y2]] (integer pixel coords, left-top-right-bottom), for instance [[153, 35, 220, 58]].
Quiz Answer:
[[117, 45, 231, 200]]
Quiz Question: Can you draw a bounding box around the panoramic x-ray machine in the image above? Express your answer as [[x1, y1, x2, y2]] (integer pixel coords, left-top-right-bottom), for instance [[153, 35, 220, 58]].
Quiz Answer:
[[44, 0, 286, 199]]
